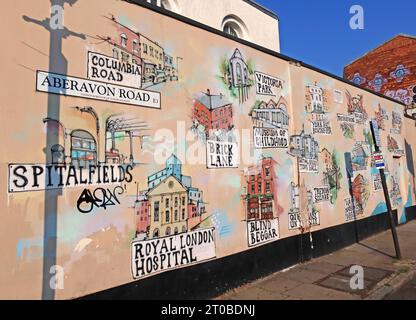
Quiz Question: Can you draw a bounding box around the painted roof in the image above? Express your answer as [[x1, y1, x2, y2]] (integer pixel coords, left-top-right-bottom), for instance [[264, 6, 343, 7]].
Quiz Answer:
[[197, 93, 231, 110]]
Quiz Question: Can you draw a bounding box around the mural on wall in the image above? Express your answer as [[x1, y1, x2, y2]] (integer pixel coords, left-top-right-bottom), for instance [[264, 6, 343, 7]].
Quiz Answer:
[[337, 89, 369, 139], [241, 157, 281, 247], [345, 90, 368, 124], [191, 89, 234, 142], [320, 148, 343, 204], [391, 111, 403, 135], [305, 83, 332, 135], [390, 172, 403, 208], [351, 142, 370, 172], [219, 48, 254, 104], [368, 73, 388, 92], [131, 154, 215, 279], [288, 180, 320, 230], [289, 126, 319, 173], [385, 88, 414, 105], [345, 174, 371, 221], [249, 97, 289, 149], [390, 64, 412, 83], [374, 104, 388, 131], [99, 15, 180, 89], [348, 72, 367, 86], [387, 135, 405, 157], [190, 90, 239, 169]]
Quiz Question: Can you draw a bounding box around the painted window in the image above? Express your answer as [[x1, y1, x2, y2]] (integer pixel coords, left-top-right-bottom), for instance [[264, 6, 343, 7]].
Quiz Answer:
[[70, 130, 96, 167], [182, 208, 185, 220], [153, 228, 159, 238], [132, 40, 138, 55], [120, 33, 127, 47], [165, 227, 171, 236], [166, 210, 170, 222], [154, 201, 160, 222]]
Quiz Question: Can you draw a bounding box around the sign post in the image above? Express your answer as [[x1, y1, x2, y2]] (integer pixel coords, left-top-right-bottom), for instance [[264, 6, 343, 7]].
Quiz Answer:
[[370, 121, 402, 260]]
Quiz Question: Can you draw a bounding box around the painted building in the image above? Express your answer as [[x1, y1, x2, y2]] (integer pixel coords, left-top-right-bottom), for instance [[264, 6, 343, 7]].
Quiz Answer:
[[250, 97, 289, 128], [289, 128, 319, 160], [344, 35, 416, 105], [147, 175, 189, 238], [305, 83, 328, 114], [140, 33, 165, 83], [135, 194, 150, 238], [320, 148, 333, 173], [192, 90, 233, 135], [243, 157, 276, 221], [229, 48, 249, 89], [107, 16, 142, 66]]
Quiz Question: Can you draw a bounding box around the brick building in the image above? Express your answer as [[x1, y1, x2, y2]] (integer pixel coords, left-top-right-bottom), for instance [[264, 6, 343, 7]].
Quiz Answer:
[[344, 34, 416, 106], [243, 157, 276, 221], [192, 90, 233, 136]]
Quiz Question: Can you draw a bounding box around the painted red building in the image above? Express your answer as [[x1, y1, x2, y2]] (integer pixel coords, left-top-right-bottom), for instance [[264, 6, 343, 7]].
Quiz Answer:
[[192, 90, 233, 135], [108, 16, 142, 65], [135, 197, 150, 235], [243, 157, 276, 220], [344, 35, 416, 105]]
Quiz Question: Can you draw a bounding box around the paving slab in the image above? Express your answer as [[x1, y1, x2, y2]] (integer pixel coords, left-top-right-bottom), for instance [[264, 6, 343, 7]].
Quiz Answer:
[[299, 261, 345, 274], [278, 268, 328, 284], [283, 283, 358, 300], [253, 277, 303, 293]]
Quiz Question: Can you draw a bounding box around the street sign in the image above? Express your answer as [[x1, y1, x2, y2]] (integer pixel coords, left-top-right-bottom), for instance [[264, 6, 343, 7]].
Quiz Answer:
[[373, 151, 385, 170]]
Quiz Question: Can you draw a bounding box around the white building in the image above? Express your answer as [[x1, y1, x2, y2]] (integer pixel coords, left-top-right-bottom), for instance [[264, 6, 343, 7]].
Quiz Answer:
[[306, 84, 327, 114], [145, 0, 280, 52]]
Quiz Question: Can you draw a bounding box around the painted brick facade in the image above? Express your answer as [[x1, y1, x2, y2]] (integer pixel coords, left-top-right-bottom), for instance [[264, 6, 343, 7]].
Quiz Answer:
[[344, 35, 416, 105]]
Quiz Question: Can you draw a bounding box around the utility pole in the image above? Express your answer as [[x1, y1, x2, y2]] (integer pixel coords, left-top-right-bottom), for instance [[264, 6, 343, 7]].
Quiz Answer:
[[370, 120, 402, 260]]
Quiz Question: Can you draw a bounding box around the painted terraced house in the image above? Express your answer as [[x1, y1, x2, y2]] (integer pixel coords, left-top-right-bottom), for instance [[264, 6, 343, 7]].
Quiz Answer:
[[104, 15, 177, 86]]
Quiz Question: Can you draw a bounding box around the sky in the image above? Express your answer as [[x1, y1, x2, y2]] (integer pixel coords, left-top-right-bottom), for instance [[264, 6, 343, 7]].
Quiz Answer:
[[255, 0, 416, 77]]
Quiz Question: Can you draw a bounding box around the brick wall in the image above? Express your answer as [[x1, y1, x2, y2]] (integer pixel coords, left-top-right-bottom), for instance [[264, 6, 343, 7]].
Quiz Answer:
[[344, 35, 416, 105]]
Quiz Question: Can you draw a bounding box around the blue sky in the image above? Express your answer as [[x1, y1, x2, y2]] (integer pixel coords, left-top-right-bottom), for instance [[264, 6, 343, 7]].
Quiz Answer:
[[256, 0, 416, 77]]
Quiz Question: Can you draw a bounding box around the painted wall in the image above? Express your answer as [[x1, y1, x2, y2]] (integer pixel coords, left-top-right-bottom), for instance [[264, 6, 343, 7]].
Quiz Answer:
[[344, 35, 416, 106], [0, 0, 414, 299]]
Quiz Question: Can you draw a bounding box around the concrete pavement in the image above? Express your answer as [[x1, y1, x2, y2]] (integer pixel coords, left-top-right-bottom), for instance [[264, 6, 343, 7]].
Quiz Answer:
[[215, 220, 416, 300]]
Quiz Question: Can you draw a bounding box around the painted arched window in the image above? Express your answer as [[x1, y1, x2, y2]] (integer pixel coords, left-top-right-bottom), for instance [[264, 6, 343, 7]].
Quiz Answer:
[[182, 225, 186, 233], [70, 130, 96, 167], [236, 63, 242, 85], [174, 227, 178, 234], [132, 40, 138, 55], [153, 228, 159, 238], [120, 33, 127, 47], [165, 227, 171, 236]]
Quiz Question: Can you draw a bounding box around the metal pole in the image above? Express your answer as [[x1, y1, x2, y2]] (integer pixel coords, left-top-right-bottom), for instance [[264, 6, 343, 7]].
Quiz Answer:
[[370, 122, 402, 260]]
